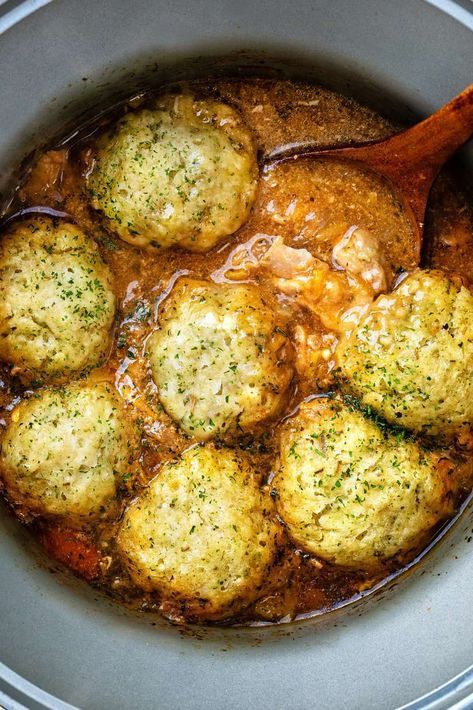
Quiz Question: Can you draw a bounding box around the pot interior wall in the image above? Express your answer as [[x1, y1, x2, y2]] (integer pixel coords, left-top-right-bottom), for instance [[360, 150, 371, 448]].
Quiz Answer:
[[0, 1, 472, 709]]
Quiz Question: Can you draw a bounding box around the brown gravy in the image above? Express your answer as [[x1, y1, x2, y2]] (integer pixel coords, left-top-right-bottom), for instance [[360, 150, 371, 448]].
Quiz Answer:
[[1, 77, 473, 626]]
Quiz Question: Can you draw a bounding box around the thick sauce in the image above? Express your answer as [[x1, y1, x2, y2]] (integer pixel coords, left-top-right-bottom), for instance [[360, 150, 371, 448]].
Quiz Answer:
[[1, 78, 472, 625]]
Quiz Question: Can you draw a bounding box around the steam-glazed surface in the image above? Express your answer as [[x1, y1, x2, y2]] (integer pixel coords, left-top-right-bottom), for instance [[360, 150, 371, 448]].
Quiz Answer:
[[118, 445, 279, 619], [148, 278, 293, 440], [336, 270, 473, 437], [0, 77, 472, 626], [275, 398, 456, 569], [0, 382, 132, 521], [87, 94, 258, 251], [0, 218, 116, 381]]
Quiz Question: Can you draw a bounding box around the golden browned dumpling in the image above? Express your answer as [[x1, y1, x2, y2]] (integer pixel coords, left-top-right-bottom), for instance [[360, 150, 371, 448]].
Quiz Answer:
[[117, 445, 279, 619], [274, 398, 455, 569], [147, 279, 294, 440], [0, 218, 116, 381], [0, 382, 133, 522], [87, 94, 258, 251], [335, 270, 473, 437]]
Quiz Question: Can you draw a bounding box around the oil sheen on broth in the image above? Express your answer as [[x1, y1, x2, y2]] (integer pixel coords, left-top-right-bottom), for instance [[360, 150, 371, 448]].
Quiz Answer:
[[0, 78, 472, 626]]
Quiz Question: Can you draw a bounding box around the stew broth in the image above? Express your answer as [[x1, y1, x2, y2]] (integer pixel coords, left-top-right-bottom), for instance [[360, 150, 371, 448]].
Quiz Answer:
[[1, 77, 472, 625]]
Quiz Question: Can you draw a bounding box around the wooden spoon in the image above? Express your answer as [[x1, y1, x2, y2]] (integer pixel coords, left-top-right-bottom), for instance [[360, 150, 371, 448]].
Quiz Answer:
[[266, 85, 473, 263]]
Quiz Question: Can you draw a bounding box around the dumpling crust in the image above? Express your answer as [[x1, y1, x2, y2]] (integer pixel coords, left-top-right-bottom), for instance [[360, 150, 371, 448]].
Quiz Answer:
[[87, 94, 258, 252], [0, 218, 116, 381], [117, 444, 279, 619], [0, 381, 133, 521], [147, 278, 294, 440], [335, 269, 473, 437], [274, 398, 455, 569]]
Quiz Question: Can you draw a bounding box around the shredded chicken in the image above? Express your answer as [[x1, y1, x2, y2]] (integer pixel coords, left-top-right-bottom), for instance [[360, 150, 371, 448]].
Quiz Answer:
[[260, 237, 374, 333], [262, 238, 314, 278], [332, 226, 388, 294], [292, 324, 323, 382], [292, 325, 338, 386], [213, 233, 382, 382], [18, 149, 69, 204]]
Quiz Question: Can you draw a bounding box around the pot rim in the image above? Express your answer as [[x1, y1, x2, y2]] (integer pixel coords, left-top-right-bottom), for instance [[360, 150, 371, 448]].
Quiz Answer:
[[0, 1, 472, 709], [0, 0, 472, 38]]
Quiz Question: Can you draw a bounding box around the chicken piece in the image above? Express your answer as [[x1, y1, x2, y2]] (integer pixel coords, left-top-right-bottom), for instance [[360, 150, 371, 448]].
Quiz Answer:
[[18, 150, 69, 204], [311, 270, 374, 332], [292, 325, 338, 391], [262, 239, 315, 279], [292, 325, 323, 381], [332, 226, 388, 294], [261, 237, 374, 333]]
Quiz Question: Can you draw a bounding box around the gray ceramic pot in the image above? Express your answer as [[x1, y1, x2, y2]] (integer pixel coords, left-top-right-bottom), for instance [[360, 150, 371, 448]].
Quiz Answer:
[[0, 1, 473, 708]]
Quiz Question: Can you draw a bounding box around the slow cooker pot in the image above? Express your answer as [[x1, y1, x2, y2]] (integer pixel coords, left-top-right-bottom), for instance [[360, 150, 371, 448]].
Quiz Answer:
[[0, 1, 473, 708]]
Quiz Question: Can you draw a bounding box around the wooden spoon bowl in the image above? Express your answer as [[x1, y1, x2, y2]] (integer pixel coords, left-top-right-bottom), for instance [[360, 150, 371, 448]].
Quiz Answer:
[[265, 85, 473, 263]]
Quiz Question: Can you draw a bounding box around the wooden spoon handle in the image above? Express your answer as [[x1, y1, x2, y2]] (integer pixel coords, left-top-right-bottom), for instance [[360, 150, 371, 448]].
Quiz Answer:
[[337, 84, 473, 184], [396, 84, 473, 166]]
